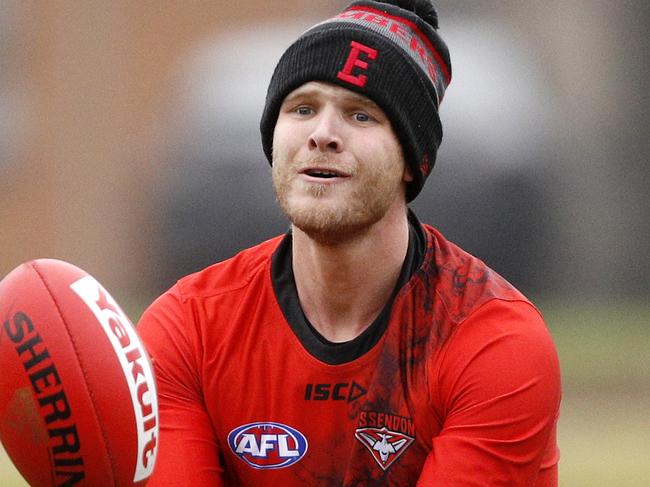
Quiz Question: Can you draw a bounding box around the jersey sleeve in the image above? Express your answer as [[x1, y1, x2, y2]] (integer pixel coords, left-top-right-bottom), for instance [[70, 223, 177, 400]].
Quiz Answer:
[[136, 286, 225, 486], [418, 299, 561, 486]]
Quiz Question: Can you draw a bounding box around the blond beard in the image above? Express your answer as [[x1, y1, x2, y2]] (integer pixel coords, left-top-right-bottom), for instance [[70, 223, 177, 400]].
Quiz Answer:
[[272, 155, 403, 245]]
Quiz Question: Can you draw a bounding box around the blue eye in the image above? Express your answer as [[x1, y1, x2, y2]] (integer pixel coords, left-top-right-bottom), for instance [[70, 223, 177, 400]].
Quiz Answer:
[[296, 106, 312, 116], [354, 112, 371, 122]]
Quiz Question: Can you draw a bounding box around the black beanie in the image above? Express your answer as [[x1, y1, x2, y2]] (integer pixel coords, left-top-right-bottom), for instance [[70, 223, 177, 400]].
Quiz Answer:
[[260, 0, 452, 201]]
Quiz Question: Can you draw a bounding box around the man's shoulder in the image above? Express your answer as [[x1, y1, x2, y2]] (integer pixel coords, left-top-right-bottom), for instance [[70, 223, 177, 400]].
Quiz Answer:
[[175, 235, 285, 300], [421, 224, 534, 324]]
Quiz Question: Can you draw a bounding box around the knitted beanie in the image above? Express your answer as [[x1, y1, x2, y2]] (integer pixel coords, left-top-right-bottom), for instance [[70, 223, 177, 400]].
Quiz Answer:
[[260, 0, 452, 201]]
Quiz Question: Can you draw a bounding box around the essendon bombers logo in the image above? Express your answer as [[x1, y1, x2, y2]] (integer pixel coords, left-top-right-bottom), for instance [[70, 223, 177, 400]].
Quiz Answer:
[[228, 422, 308, 469], [337, 40, 378, 88], [355, 411, 415, 470], [355, 427, 414, 470]]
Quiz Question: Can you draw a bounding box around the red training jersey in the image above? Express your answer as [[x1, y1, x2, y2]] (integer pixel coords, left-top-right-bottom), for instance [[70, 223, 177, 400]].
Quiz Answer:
[[137, 221, 561, 486]]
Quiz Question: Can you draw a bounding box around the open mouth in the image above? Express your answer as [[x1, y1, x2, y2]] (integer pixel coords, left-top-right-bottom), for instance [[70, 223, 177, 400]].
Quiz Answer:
[[300, 168, 349, 179], [305, 170, 340, 179]]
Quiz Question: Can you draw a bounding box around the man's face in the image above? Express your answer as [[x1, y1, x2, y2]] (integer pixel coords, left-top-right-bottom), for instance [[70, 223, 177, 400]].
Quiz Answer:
[[272, 81, 411, 243]]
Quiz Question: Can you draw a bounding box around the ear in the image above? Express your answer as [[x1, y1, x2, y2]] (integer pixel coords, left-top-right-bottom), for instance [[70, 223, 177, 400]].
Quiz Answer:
[[403, 165, 414, 183]]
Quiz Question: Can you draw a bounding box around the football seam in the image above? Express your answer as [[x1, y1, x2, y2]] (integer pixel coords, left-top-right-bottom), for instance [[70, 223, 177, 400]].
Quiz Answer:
[[31, 260, 119, 486]]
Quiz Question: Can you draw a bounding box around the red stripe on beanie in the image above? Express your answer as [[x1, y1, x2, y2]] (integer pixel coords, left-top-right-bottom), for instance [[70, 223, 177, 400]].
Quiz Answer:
[[344, 5, 451, 84]]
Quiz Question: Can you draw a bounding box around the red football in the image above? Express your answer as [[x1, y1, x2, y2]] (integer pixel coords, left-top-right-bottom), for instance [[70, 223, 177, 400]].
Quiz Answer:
[[0, 259, 158, 486]]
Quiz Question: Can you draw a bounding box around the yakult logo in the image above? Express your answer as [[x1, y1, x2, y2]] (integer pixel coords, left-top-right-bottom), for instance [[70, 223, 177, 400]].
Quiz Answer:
[[70, 276, 158, 482], [228, 422, 308, 469]]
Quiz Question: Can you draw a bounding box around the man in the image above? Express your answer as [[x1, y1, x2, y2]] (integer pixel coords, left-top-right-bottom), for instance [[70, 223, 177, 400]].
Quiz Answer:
[[137, 0, 561, 485]]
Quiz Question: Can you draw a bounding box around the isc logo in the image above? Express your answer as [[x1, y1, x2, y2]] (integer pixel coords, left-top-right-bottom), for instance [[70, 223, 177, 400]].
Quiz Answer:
[[304, 381, 367, 403], [227, 422, 308, 469]]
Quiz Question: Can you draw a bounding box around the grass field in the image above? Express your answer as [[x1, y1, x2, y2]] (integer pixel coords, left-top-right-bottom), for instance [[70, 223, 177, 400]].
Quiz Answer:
[[1, 299, 648, 485], [544, 299, 650, 486]]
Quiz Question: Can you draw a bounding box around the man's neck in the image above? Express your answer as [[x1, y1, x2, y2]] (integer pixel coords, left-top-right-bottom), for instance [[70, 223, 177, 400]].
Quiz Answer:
[[291, 204, 410, 343]]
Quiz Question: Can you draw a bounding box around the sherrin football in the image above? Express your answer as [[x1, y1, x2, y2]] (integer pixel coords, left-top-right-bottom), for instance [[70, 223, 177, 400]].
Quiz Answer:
[[0, 259, 158, 486]]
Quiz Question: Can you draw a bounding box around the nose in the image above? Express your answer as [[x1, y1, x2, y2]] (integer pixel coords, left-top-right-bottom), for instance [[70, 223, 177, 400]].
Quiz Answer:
[[308, 109, 342, 153]]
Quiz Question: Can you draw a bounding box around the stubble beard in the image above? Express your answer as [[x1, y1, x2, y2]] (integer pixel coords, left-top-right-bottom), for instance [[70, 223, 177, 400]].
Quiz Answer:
[[272, 155, 402, 245]]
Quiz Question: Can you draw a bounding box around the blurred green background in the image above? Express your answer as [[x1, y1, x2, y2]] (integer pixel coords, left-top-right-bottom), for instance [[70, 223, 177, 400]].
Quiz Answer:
[[1, 0, 648, 485]]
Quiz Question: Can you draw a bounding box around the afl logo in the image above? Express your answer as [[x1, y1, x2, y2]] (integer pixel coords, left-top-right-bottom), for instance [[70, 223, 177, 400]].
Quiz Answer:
[[227, 422, 308, 469]]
